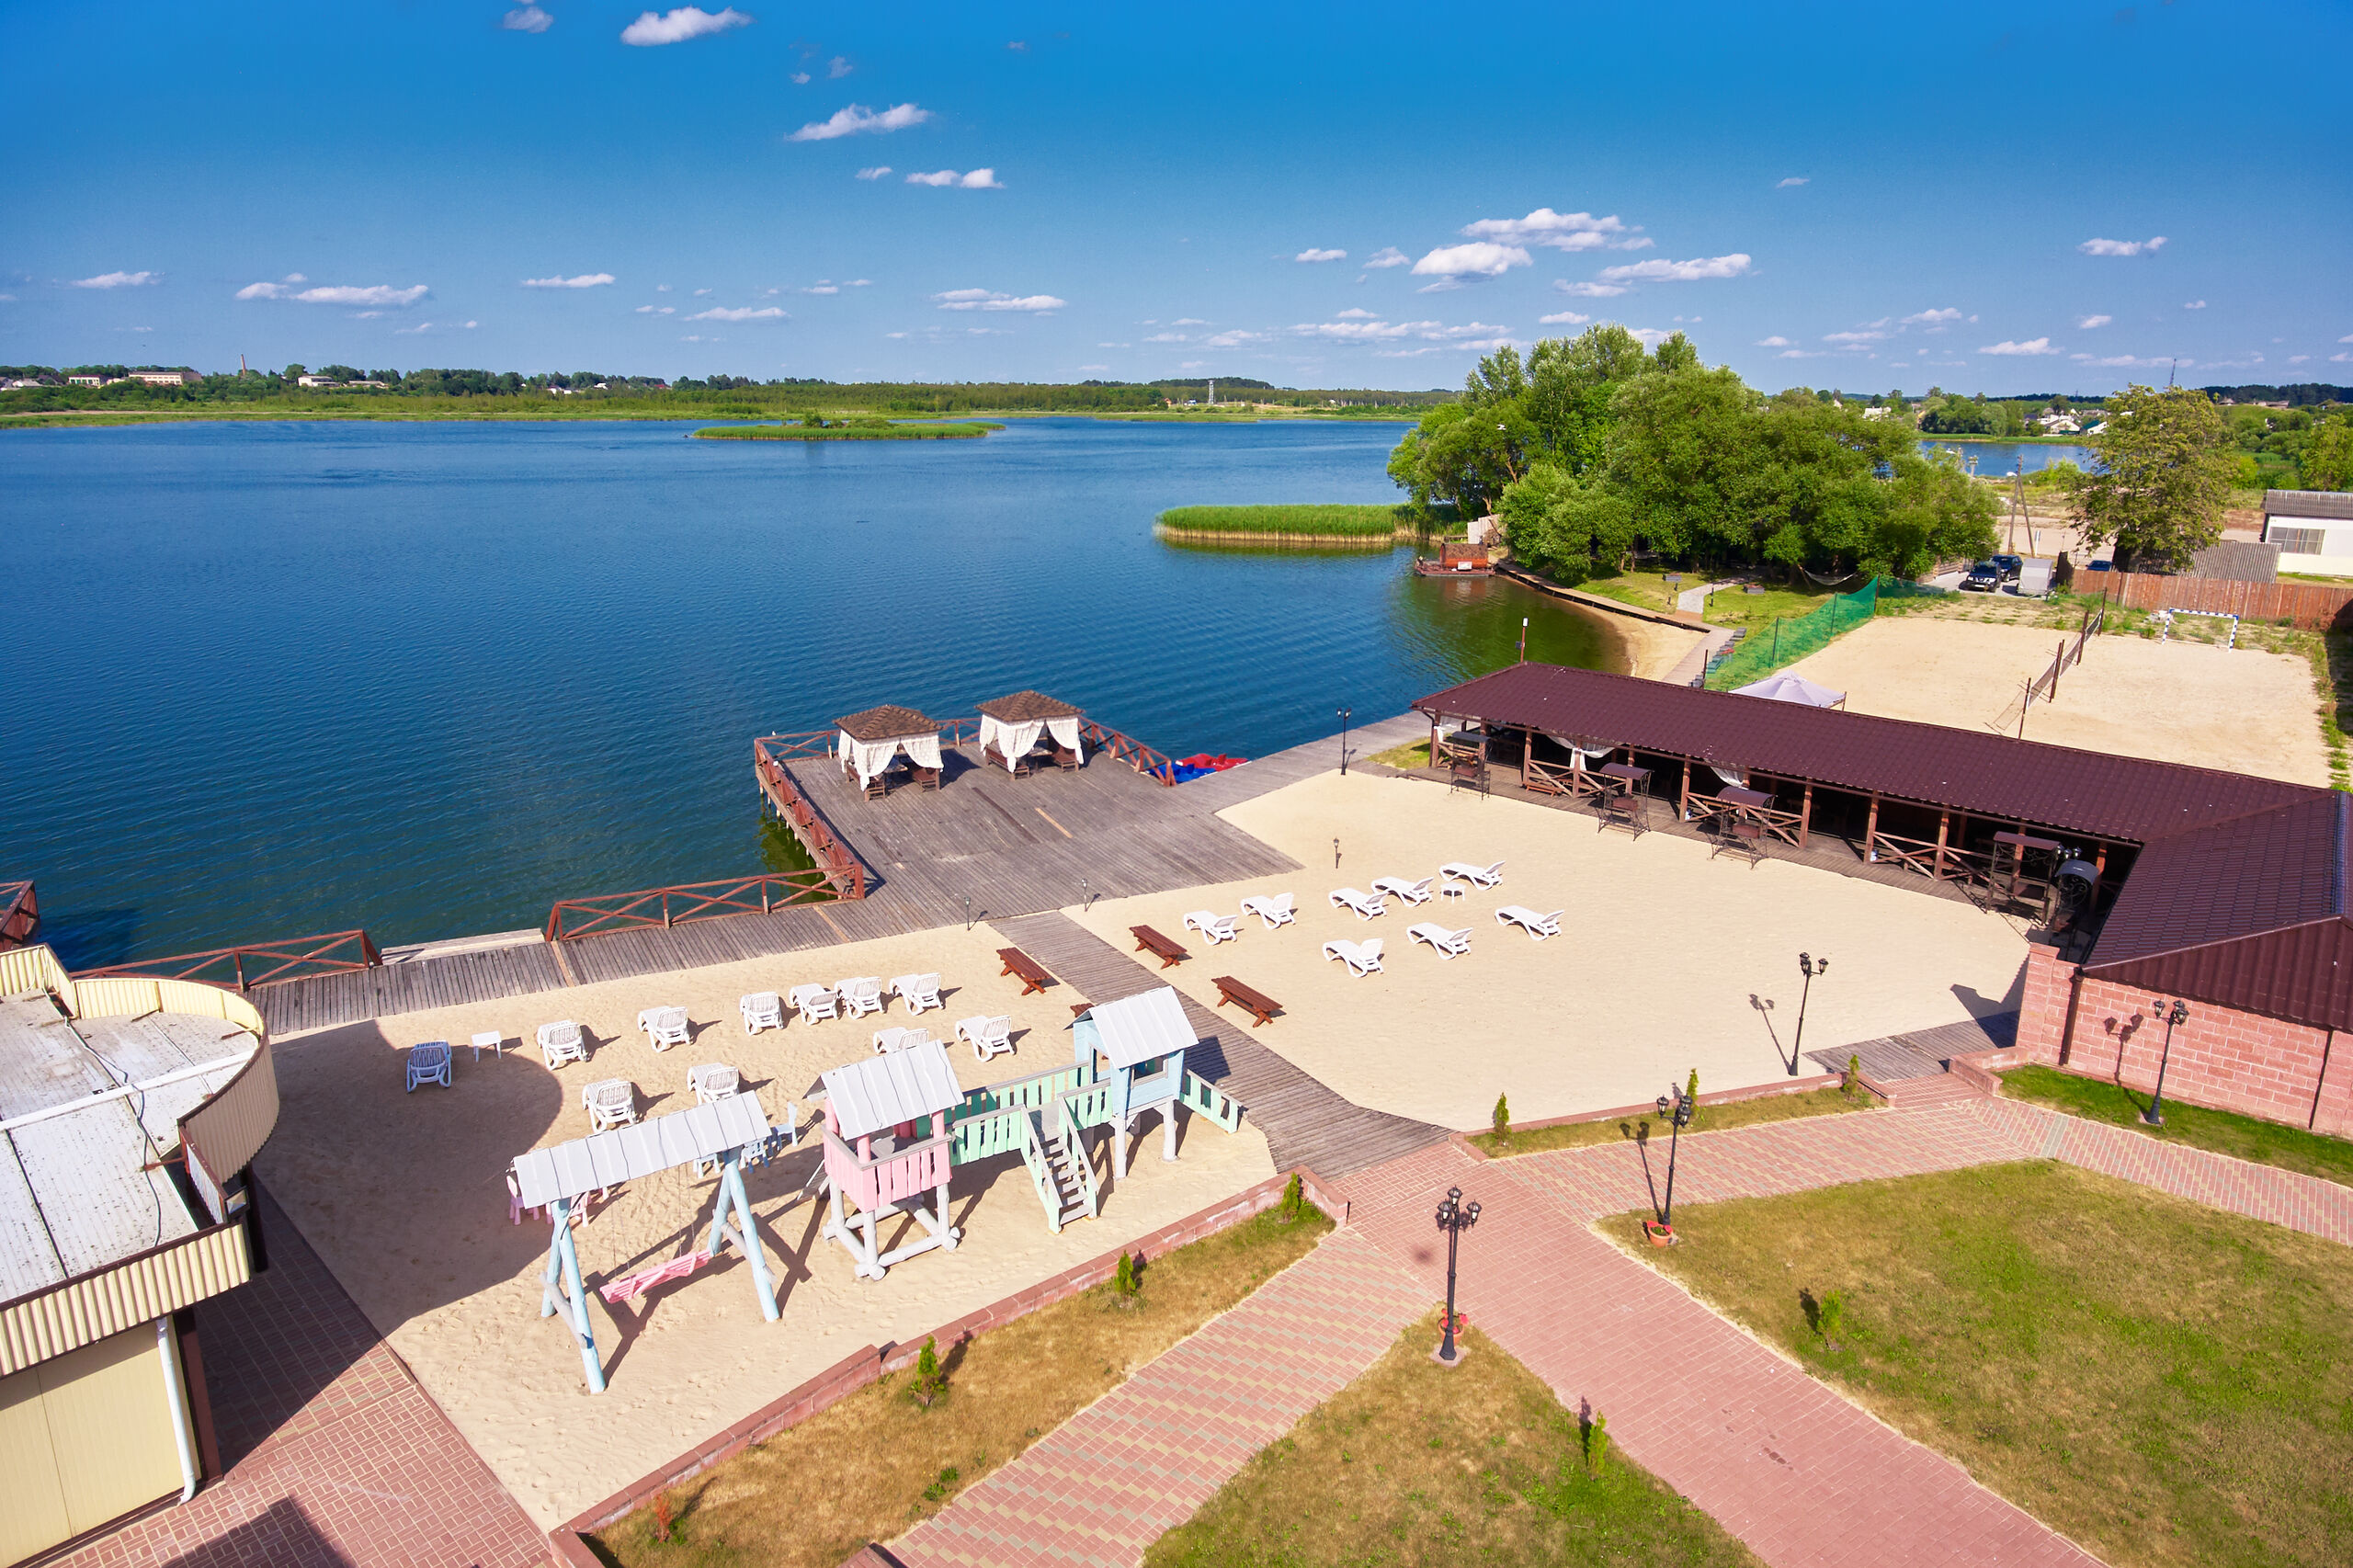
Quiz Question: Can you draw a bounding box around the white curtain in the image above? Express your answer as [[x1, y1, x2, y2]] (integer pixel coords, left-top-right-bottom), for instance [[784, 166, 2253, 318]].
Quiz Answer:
[[1546, 733, 1613, 771], [838, 730, 907, 786], [1045, 716, 1086, 762], [981, 714, 1047, 770], [904, 733, 943, 770], [1710, 765, 1748, 788]]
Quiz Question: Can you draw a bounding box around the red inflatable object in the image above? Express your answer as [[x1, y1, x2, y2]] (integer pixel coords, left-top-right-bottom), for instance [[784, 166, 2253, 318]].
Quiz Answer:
[[1177, 753, 1247, 770]]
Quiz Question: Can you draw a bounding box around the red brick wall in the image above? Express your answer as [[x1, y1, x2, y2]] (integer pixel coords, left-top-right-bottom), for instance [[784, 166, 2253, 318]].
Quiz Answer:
[[2016, 943, 2077, 1064]]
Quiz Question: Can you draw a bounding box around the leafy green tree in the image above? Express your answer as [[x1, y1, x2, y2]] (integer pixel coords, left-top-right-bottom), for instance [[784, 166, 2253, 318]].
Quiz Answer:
[[1386, 401, 1522, 517], [2075, 386, 2236, 570], [1497, 461, 1637, 584], [2305, 414, 2353, 492]]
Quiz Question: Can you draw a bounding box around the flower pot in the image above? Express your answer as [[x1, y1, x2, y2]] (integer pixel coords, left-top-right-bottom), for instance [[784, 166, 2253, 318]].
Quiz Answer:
[[1643, 1220, 1676, 1246]]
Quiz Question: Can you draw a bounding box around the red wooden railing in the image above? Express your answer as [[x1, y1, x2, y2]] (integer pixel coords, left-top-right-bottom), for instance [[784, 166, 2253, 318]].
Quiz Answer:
[[1078, 719, 1178, 786], [545, 870, 841, 941], [0, 881, 37, 949], [752, 730, 876, 895], [74, 928, 382, 992]]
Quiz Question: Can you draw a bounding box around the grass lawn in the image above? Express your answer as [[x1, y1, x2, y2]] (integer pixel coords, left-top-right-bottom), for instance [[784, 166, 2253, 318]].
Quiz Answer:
[[1366, 738, 1431, 770], [2000, 1064, 2353, 1187], [1601, 1162, 2353, 1568], [1472, 1085, 1872, 1158], [588, 1204, 1332, 1568], [1144, 1312, 1760, 1568], [1574, 570, 1837, 630]]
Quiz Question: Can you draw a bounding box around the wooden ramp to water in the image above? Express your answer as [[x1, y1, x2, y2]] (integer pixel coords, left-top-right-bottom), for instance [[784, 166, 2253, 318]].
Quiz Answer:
[[991, 911, 1450, 1181]]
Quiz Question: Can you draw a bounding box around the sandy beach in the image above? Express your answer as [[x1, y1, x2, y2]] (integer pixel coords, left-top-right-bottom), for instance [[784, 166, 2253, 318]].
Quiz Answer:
[[259, 924, 1274, 1528]]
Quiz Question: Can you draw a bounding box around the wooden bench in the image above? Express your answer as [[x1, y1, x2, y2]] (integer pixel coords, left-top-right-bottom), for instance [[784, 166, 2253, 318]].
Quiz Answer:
[[996, 947, 1055, 995], [1711, 820, 1766, 865], [982, 742, 1032, 778], [1211, 975, 1281, 1028], [1131, 926, 1188, 969]]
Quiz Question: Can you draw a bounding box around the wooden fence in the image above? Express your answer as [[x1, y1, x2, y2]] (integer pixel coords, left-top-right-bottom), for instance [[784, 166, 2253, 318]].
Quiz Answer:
[[752, 730, 876, 898], [2107, 570, 2353, 631], [0, 881, 35, 949], [544, 869, 841, 941], [74, 928, 382, 992], [2023, 603, 2107, 707]]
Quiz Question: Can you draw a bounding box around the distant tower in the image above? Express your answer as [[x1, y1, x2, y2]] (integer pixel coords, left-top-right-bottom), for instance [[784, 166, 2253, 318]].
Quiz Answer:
[[1208, 378, 1215, 407]]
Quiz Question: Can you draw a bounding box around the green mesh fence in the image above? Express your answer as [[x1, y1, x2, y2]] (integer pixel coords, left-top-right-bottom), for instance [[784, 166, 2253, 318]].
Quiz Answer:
[[1703, 577, 1881, 690]]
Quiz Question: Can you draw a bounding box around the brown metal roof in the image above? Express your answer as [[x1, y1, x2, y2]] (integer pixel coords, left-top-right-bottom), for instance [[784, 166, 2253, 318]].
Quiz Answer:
[[833, 704, 938, 743], [2084, 792, 2353, 1033], [1415, 664, 2320, 844], [2265, 489, 2353, 521], [977, 689, 1084, 723]]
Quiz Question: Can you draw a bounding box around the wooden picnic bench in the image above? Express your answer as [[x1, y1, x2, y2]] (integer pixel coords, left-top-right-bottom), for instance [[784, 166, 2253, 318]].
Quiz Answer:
[[997, 947, 1055, 995], [1131, 926, 1188, 969], [1211, 975, 1281, 1028]]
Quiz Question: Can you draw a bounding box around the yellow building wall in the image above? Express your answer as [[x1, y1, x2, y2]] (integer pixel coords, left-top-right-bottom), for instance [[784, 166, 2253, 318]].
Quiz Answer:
[[0, 1324, 183, 1564]]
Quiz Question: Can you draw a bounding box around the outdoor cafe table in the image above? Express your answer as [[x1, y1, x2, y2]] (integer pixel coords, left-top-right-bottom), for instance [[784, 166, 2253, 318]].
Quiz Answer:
[[1718, 784, 1773, 816]]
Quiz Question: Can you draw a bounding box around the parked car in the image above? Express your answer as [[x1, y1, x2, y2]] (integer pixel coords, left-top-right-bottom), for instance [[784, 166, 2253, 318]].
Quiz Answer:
[[1960, 561, 2003, 592], [1991, 553, 2024, 583], [2085, 559, 2113, 573]]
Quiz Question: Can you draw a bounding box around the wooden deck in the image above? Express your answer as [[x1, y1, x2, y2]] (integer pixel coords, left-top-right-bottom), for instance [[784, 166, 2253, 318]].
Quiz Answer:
[[991, 912, 1450, 1180], [1805, 1011, 2019, 1081]]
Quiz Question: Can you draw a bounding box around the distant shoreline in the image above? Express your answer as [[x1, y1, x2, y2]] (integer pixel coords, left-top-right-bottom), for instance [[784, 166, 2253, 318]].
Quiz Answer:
[[0, 406, 1424, 433]]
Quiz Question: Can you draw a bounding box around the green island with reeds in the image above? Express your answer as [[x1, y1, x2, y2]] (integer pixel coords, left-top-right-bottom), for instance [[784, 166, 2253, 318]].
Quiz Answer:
[[1153, 502, 1442, 543], [693, 419, 999, 440]]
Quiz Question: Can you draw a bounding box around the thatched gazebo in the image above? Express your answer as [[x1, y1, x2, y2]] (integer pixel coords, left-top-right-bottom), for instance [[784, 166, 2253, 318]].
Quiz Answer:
[[835, 704, 944, 798], [976, 690, 1086, 775]]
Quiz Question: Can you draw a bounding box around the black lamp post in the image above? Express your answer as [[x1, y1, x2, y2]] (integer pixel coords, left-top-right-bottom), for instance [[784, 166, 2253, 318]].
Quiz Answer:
[[1338, 707, 1353, 775], [1434, 1186, 1480, 1366], [2143, 997, 2188, 1126], [1790, 952, 1830, 1076], [1648, 1079, 1695, 1241]]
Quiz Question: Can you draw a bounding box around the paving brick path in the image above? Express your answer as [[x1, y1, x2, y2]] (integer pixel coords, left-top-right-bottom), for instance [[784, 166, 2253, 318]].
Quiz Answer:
[[889, 1227, 1428, 1568], [58, 1192, 546, 1568]]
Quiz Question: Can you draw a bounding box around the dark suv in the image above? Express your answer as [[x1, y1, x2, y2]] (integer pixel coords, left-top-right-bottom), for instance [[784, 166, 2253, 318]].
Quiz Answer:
[[1960, 561, 2002, 592], [1991, 553, 2024, 583]]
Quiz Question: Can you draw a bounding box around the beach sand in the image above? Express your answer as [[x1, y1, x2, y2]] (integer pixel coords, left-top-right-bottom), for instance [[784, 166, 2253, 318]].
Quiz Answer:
[[1068, 768, 2032, 1133], [258, 923, 1274, 1528], [1612, 611, 1708, 680], [1784, 617, 2328, 786]]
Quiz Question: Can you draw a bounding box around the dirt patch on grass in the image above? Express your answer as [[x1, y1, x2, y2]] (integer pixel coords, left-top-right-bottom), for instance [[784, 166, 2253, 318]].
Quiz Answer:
[[1601, 1162, 2353, 1568], [1145, 1310, 1761, 1568]]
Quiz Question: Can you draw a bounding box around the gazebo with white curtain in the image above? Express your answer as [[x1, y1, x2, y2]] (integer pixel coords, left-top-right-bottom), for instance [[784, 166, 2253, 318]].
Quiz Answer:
[[976, 690, 1087, 777], [835, 704, 945, 799]]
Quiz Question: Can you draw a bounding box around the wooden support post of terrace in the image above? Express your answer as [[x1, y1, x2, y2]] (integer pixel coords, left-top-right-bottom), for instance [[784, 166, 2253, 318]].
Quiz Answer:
[[1518, 726, 1532, 793], [1934, 810, 1951, 880], [1799, 779, 1813, 847], [1677, 757, 1692, 822], [1865, 794, 1881, 861]]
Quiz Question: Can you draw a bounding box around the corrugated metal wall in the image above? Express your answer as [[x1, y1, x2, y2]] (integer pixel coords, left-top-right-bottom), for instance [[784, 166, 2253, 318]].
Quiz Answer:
[[179, 1038, 279, 1222], [0, 1323, 183, 1563], [0, 1224, 250, 1379]]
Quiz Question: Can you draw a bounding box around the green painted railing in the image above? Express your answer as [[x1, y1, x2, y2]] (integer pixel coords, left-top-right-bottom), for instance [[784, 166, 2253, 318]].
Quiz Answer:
[[950, 1063, 1086, 1125], [1180, 1072, 1244, 1132]]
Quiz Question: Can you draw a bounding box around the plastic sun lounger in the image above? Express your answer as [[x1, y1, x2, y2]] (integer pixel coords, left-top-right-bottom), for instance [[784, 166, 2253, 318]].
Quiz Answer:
[[1183, 910, 1241, 945], [740, 992, 784, 1035], [789, 983, 839, 1022], [688, 1062, 740, 1103], [537, 1020, 588, 1069], [1407, 923, 1472, 958], [581, 1077, 638, 1131], [891, 972, 944, 1014], [836, 978, 886, 1018], [957, 1013, 1014, 1061], [1371, 876, 1434, 905], [1239, 893, 1296, 930], [871, 1025, 909, 1055], [1328, 887, 1387, 920], [1439, 859, 1505, 890], [405, 1041, 452, 1092], [1321, 937, 1385, 977], [638, 1006, 690, 1052], [1495, 905, 1564, 940]]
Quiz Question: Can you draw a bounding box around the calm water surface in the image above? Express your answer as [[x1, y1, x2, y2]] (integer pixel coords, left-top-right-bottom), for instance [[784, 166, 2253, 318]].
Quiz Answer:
[[4, 417, 1616, 964], [1916, 439, 2097, 475]]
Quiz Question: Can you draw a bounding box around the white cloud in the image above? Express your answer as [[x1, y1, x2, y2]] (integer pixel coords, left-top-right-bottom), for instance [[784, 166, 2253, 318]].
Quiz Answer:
[[2290, 355, 2311, 364], [1173, 317, 1207, 325], [1629, 328, 1675, 347], [827, 55, 851, 77], [1552, 279, 1628, 299], [1777, 176, 1808, 187], [847, 279, 871, 287], [237, 280, 429, 307], [1903, 307, 1962, 325], [1362, 247, 1410, 269], [801, 283, 839, 294], [1824, 330, 1885, 345], [2341, 333, 2353, 343], [2070, 353, 2163, 368], [1294, 248, 1347, 263], [620, 7, 751, 46], [790, 71, 810, 84], [1755, 335, 1793, 347], [1201, 329, 1265, 347], [906, 168, 1003, 188], [1077, 364, 1109, 372], [2184, 299, 2207, 310], [395, 319, 473, 335], [1597, 253, 1752, 283], [502, 5, 552, 32], [933, 289, 1065, 313], [2078, 235, 2166, 256], [1411, 243, 1530, 280], [688, 305, 789, 321], [1142, 332, 1188, 343], [2334, 352, 2353, 364], [1292, 318, 1417, 341], [0, 293, 17, 302], [694, 288, 711, 296], [1778, 348, 1823, 359], [1979, 337, 2059, 356], [1540, 312, 1594, 325], [656, 283, 672, 291], [1459, 209, 1645, 253], [522, 272, 615, 289], [790, 102, 931, 141], [635, 304, 676, 315], [856, 165, 892, 180], [1333, 308, 1378, 320], [71, 270, 158, 289], [2076, 313, 2112, 329]]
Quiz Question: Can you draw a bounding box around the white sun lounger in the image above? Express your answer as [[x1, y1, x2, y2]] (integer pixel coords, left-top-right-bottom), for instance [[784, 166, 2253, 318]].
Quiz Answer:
[[1321, 937, 1385, 977], [789, 983, 839, 1023], [1495, 905, 1563, 940], [1184, 910, 1241, 945], [1440, 859, 1506, 890], [1371, 876, 1434, 905], [872, 1025, 934, 1056], [740, 992, 784, 1035], [957, 1013, 1014, 1062], [404, 1040, 452, 1092], [582, 1077, 638, 1132], [891, 972, 943, 1014], [836, 977, 885, 1018], [638, 1006, 690, 1052], [688, 1062, 740, 1104], [1329, 887, 1386, 920], [1408, 923, 1472, 958], [1239, 892, 1296, 930], [537, 1020, 587, 1069]]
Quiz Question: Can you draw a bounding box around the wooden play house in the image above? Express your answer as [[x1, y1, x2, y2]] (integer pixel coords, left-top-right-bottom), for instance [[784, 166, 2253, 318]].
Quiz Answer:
[[818, 1040, 965, 1279], [1069, 986, 1211, 1177]]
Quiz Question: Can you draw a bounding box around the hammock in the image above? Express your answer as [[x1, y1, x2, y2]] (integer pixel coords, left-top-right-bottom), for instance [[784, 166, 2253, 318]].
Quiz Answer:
[[1798, 562, 1864, 586]]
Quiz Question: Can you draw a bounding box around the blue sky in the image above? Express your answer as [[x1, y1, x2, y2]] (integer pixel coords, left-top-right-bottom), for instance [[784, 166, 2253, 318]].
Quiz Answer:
[[4, 1, 2347, 393]]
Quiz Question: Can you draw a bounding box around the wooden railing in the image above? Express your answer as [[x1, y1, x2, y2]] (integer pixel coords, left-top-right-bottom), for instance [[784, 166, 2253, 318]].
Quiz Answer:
[[1685, 791, 1805, 846], [1868, 831, 1993, 887], [1080, 719, 1178, 786], [74, 928, 382, 992], [545, 870, 839, 941], [751, 731, 873, 899], [0, 881, 36, 949]]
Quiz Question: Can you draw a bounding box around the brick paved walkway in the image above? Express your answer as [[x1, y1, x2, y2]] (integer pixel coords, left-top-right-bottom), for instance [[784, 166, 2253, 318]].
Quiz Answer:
[[59, 1192, 546, 1568], [889, 1227, 1428, 1568]]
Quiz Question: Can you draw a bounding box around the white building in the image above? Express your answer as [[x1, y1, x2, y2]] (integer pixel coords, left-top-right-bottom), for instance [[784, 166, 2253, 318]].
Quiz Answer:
[[129, 369, 199, 387], [2261, 490, 2353, 576], [296, 375, 342, 388]]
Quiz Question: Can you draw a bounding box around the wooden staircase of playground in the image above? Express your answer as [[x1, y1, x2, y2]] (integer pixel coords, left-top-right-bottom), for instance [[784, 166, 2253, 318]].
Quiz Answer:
[[1038, 1124, 1093, 1227]]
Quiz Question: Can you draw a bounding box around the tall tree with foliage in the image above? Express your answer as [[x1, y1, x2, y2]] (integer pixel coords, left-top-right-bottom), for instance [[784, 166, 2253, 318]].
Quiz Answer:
[[2075, 385, 2236, 570], [2306, 413, 2353, 492]]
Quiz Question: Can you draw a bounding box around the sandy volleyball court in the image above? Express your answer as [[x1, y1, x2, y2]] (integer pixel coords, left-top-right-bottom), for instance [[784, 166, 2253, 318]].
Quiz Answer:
[[1070, 769, 2031, 1133], [1783, 618, 2328, 786], [258, 923, 1273, 1528]]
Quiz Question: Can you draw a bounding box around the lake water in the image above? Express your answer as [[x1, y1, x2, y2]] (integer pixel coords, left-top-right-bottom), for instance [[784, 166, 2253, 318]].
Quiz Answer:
[[1916, 439, 2097, 475], [3, 417, 1615, 965]]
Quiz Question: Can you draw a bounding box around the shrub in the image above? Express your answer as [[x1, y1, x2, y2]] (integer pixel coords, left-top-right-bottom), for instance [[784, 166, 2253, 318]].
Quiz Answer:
[[1818, 1289, 1848, 1352], [909, 1336, 948, 1407], [1492, 1092, 1511, 1141], [1584, 1408, 1610, 1474], [1842, 1052, 1862, 1097], [1279, 1173, 1304, 1222], [1115, 1251, 1144, 1298], [1685, 1068, 1700, 1128], [921, 1465, 961, 1504], [652, 1488, 674, 1542]]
